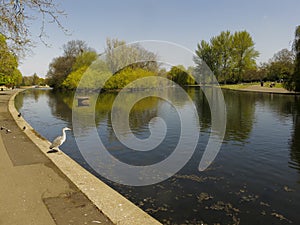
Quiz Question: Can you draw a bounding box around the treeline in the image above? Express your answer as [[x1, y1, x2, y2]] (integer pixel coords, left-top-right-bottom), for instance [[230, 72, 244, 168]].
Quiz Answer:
[[46, 38, 160, 91], [1, 34, 45, 88], [21, 73, 46, 86], [45, 27, 300, 91], [193, 27, 300, 91], [1, 25, 299, 92]]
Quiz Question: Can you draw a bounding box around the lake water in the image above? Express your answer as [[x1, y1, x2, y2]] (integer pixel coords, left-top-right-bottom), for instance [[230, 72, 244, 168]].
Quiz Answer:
[[15, 88, 300, 225]]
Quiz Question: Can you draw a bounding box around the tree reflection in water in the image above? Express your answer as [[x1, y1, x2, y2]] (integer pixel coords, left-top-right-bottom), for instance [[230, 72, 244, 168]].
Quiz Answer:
[[15, 88, 300, 225]]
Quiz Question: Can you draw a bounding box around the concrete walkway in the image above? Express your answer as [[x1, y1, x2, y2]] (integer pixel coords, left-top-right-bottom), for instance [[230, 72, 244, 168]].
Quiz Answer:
[[0, 90, 114, 225]]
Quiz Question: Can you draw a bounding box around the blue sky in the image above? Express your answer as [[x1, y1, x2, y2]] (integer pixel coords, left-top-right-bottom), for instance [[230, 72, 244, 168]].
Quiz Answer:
[[19, 0, 300, 77]]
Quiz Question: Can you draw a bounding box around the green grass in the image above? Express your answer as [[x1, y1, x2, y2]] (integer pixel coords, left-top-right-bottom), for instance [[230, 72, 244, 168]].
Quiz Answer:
[[263, 82, 283, 88], [220, 82, 258, 90], [221, 82, 283, 90]]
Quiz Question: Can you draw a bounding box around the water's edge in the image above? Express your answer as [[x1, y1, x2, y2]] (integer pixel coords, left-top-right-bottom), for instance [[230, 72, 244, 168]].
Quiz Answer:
[[9, 89, 162, 225]]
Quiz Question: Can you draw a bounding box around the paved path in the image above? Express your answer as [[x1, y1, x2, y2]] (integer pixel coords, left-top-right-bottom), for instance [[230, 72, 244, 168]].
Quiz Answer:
[[0, 90, 114, 225]]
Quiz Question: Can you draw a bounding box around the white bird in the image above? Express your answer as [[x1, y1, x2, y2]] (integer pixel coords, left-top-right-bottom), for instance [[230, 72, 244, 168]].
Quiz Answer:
[[1, 126, 11, 133], [6, 129, 12, 134], [49, 127, 71, 152]]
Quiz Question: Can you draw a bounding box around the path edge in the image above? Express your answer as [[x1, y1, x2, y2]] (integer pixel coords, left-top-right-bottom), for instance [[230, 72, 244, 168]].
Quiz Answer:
[[9, 89, 162, 225]]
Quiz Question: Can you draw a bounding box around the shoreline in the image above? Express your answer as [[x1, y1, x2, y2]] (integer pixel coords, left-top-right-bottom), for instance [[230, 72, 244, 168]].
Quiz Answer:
[[7, 89, 162, 225], [220, 84, 300, 95]]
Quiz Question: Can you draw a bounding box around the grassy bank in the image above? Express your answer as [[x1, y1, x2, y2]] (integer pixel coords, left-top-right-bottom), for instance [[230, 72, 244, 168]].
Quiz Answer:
[[221, 82, 283, 90]]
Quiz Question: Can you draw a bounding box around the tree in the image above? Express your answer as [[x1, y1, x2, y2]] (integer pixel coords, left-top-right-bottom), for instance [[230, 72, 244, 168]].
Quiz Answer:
[[232, 31, 259, 82], [266, 49, 294, 81], [21, 76, 33, 86], [32, 73, 40, 85], [211, 31, 233, 82], [194, 30, 259, 84], [0, 0, 67, 55], [293, 26, 300, 91], [0, 33, 22, 86], [46, 56, 75, 89], [63, 40, 91, 58], [62, 66, 89, 90], [72, 51, 98, 71], [168, 65, 195, 86], [104, 67, 156, 90], [46, 40, 92, 89], [21, 73, 45, 86], [105, 38, 158, 74], [283, 26, 300, 91], [194, 40, 218, 76]]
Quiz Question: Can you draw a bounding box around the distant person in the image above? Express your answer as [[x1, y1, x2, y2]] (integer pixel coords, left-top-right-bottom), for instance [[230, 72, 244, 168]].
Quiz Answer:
[[260, 81, 264, 87]]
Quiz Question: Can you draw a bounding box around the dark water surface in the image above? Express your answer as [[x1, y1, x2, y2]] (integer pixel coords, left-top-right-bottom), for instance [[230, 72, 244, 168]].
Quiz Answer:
[[15, 88, 300, 225]]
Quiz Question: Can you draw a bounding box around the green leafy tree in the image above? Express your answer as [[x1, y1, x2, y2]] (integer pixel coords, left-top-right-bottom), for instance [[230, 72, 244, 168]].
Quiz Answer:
[[232, 31, 259, 82], [21, 73, 45, 86], [21, 76, 33, 86], [49, 38, 159, 91], [32, 73, 40, 85], [63, 59, 111, 90], [248, 63, 269, 82], [0, 34, 22, 86], [167, 65, 195, 86], [104, 67, 156, 90], [293, 26, 300, 91], [72, 51, 98, 71], [12, 68, 22, 86], [283, 26, 300, 91], [211, 31, 233, 82], [266, 49, 294, 81], [62, 66, 89, 90], [62, 51, 98, 90], [46, 40, 92, 89], [194, 40, 218, 76], [46, 56, 75, 89], [194, 30, 259, 84]]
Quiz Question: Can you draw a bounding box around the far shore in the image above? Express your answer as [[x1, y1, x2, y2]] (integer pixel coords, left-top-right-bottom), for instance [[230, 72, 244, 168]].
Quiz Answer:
[[5, 83, 299, 95], [220, 83, 299, 95]]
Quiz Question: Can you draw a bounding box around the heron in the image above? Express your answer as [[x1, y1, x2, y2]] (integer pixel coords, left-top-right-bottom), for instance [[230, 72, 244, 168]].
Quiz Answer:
[[48, 127, 71, 153]]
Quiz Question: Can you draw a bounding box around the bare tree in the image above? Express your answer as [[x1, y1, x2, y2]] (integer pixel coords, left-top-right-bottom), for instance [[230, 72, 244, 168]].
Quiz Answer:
[[0, 0, 67, 56], [105, 38, 159, 74], [63, 40, 94, 58]]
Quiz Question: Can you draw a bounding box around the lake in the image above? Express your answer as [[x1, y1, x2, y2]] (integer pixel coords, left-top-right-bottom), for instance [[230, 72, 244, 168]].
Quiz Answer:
[[15, 87, 300, 225]]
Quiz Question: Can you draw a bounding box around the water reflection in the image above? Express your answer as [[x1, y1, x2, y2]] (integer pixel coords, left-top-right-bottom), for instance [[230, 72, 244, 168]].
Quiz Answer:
[[15, 88, 300, 174], [15, 88, 300, 224], [191, 87, 256, 142], [47, 90, 73, 122], [223, 90, 256, 142], [289, 97, 300, 172]]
